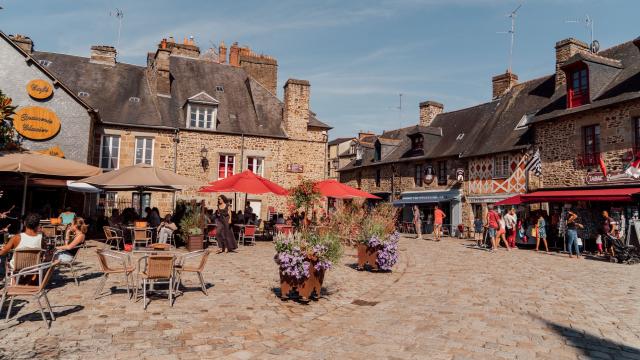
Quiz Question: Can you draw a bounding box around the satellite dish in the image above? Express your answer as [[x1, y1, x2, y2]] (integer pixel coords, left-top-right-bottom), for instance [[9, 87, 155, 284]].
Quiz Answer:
[[590, 40, 600, 53]]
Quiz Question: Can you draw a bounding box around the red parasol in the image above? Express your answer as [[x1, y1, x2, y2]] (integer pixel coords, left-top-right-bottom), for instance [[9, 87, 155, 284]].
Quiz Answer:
[[199, 170, 288, 195], [313, 179, 381, 199]]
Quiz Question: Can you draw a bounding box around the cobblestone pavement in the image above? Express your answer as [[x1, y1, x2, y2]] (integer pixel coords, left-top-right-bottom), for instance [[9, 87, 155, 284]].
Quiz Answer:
[[1, 235, 639, 359]]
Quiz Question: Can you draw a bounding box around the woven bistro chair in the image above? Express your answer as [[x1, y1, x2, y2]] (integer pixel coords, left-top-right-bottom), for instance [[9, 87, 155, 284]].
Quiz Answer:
[[240, 225, 257, 246], [41, 225, 62, 247], [1, 261, 59, 328], [95, 249, 135, 299], [136, 254, 175, 309], [103, 226, 124, 249], [174, 250, 210, 295], [5, 248, 42, 282], [132, 228, 152, 249]]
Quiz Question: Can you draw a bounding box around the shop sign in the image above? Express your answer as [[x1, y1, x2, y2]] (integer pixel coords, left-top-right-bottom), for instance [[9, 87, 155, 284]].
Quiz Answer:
[[26, 79, 53, 99], [13, 106, 61, 140], [36, 145, 65, 158], [287, 163, 304, 173], [585, 170, 638, 185], [423, 165, 434, 185], [456, 168, 465, 182]]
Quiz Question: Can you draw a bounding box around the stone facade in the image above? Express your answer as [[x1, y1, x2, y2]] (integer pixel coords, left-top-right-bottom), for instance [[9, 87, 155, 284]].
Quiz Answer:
[[327, 139, 356, 179], [491, 71, 518, 99], [534, 100, 640, 189]]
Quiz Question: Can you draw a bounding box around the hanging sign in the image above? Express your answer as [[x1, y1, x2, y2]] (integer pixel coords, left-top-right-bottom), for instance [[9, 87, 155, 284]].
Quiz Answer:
[[26, 79, 53, 99], [287, 163, 304, 173], [585, 170, 638, 185], [13, 106, 61, 140], [423, 165, 434, 185]]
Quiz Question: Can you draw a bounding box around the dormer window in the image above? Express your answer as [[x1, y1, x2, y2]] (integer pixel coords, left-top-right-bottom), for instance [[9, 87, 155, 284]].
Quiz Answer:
[[374, 141, 382, 161], [355, 145, 363, 161], [412, 134, 424, 150], [568, 65, 589, 108], [186, 91, 219, 130]]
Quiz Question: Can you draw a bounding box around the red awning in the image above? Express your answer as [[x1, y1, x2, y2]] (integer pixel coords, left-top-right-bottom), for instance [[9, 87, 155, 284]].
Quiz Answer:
[[494, 195, 525, 206], [521, 188, 640, 203]]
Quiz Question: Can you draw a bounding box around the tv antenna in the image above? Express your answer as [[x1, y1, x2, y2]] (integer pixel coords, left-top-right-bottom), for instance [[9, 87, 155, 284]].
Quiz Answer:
[[566, 14, 598, 52], [110, 8, 124, 48], [497, 3, 522, 73]]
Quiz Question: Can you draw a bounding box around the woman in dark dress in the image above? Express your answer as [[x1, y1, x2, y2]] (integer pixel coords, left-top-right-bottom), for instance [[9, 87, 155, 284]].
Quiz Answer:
[[214, 195, 237, 254]]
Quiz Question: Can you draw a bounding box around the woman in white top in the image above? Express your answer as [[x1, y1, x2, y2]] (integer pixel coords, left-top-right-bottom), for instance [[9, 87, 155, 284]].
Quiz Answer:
[[0, 213, 43, 269]]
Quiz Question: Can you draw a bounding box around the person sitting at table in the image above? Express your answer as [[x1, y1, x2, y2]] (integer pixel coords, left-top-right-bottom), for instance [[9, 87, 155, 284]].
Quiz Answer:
[[109, 209, 123, 227], [55, 217, 87, 263], [0, 213, 42, 270], [157, 214, 177, 244], [59, 207, 76, 226]]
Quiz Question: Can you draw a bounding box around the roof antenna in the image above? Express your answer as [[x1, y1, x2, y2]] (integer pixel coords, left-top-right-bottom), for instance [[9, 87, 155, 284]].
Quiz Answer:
[[110, 8, 124, 48], [566, 14, 598, 53], [497, 3, 522, 73], [386, 93, 403, 127]]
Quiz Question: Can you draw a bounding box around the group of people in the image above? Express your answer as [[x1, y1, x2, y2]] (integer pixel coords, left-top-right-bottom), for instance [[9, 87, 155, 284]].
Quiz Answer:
[[412, 205, 446, 241]]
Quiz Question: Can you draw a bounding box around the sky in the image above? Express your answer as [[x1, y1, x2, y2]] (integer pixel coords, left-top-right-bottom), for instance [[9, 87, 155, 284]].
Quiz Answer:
[[1, 0, 638, 138]]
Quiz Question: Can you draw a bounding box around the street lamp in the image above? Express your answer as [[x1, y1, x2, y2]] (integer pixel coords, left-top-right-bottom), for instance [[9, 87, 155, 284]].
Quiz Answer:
[[200, 146, 209, 171]]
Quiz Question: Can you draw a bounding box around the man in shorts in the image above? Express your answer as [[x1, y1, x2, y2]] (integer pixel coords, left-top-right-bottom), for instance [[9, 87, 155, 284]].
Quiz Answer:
[[433, 205, 446, 242], [486, 205, 500, 252]]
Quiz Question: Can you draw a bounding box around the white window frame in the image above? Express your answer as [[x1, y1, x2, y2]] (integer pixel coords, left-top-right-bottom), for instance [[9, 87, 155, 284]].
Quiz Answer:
[[134, 137, 154, 165], [187, 104, 217, 130], [99, 135, 120, 170], [218, 154, 235, 179], [247, 156, 264, 176], [493, 155, 510, 178]]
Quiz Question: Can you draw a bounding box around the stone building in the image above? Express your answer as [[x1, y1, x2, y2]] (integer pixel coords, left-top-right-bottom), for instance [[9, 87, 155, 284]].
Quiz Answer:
[[327, 137, 356, 179], [2, 33, 331, 219]]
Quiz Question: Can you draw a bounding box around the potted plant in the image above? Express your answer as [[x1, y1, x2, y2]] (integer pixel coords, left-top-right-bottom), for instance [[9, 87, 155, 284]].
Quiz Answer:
[[356, 203, 399, 271], [179, 204, 205, 251], [274, 229, 342, 301]]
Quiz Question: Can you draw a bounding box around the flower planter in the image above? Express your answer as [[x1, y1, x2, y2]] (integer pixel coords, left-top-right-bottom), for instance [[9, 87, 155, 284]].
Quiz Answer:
[[279, 261, 325, 301], [357, 243, 379, 271], [186, 234, 204, 251]]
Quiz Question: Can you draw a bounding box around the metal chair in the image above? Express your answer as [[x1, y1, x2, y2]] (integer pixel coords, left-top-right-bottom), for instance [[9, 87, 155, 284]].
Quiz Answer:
[[54, 246, 82, 286], [95, 249, 135, 299], [132, 228, 152, 249], [442, 224, 451, 237], [1, 261, 59, 328], [205, 224, 217, 247], [275, 225, 293, 236], [240, 225, 257, 246], [103, 226, 124, 249], [136, 254, 175, 310], [174, 250, 210, 295], [5, 248, 42, 282], [41, 225, 62, 246]]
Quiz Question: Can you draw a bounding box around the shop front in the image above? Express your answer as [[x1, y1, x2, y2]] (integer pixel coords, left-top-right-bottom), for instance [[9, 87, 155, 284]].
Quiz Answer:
[[393, 189, 462, 234]]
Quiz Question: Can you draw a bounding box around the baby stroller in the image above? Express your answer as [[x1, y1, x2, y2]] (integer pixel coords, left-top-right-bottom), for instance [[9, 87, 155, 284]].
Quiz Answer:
[[608, 234, 640, 265]]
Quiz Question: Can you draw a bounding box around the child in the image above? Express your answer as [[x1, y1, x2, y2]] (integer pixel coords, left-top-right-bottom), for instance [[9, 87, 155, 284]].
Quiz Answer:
[[577, 237, 584, 254], [473, 217, 483, 247], [595, 235, 603, 256]]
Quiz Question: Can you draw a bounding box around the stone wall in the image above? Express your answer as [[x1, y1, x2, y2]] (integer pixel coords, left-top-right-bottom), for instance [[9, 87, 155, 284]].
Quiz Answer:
[[534, 99, 640, 188]]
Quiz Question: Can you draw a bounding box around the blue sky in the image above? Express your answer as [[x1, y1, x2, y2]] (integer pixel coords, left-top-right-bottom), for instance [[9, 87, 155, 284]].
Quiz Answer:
[[1, 0, 638, 138]]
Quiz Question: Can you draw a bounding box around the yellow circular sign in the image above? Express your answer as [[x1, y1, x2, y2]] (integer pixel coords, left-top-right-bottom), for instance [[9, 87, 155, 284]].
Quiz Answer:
[[13, 106, 61, 140], [26, 79, 53, 99]]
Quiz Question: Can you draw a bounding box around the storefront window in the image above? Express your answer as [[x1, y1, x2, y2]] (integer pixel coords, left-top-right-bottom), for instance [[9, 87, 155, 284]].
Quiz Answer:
[[218, 155, 235, 179], [100, 135, 120, 170]]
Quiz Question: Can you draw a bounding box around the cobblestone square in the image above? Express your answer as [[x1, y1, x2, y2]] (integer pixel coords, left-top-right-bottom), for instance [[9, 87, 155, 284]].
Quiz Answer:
[[1, 235, 639, 359]]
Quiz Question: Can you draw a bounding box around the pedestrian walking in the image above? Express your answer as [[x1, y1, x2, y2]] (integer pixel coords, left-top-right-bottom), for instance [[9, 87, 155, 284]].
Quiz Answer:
[[535, 211, 549, 253], [566, 209, 583, 259], [433, 205, 446, 242], [496, 213, 510, 251], [214, 195, 238, 254], [486, 205, 500, 252], [504, 208, 517, 248], [473, 216, 484, 247], [412, 205, 422, 240]]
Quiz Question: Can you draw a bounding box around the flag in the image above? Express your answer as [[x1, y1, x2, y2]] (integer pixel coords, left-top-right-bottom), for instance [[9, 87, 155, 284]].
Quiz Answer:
[[626, 157, 640, 179], [525, 149, 542, 176], [598, 155, 607, 177]]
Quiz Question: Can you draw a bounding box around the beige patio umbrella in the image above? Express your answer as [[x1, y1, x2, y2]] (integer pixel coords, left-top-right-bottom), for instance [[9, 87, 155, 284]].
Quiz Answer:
[[0, 151, 102, 215], [77, 164, 203, 212]]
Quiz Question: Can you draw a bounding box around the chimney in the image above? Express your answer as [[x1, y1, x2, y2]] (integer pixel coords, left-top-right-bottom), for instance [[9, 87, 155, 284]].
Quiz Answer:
[[229, 42, 240, 67], [147, 40, 172, 96], [419, 101, 444, 127], [218, 41, 227, 64], [283, 79, 310, 140], [90, 45, 117, 66], [162, 36, 200, 58], [555, 38, 589, 88], [9, 34, 33, 54], [238, 46, 278, 94], [358, 131, 375, 141], [491, 71, 518, 99]]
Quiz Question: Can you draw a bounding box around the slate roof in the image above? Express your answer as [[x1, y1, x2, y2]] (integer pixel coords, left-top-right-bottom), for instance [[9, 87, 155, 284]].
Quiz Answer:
[[328, 137, 354, 146], [29, 48, 330, 136]]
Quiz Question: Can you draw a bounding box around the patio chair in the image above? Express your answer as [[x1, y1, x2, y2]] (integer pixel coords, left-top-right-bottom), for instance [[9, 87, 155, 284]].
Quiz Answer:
[[1, 261, 59, 328], [240, 225, 257, 246], [275, 225, 293, 236], [41, 225, 62, 247], [136, 254, 175, 309], [133, 228, 152, 249], [54, 246, 82, 286], [442, 225, 451, 237], [5, 248, 42, 282], [205, 225, 217, 247], [103, 226, 124, 249], [95, 249, 135, 299], [174, 249, 210, 295]]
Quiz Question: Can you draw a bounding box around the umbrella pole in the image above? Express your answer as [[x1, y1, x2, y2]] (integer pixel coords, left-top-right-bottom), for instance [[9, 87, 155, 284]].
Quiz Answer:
[[20, 174, 29, 217]]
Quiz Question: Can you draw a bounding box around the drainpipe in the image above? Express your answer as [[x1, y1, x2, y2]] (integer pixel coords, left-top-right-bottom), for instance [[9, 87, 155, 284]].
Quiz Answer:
[[172, 129, 179, 211], [236, 133, 245, 212]]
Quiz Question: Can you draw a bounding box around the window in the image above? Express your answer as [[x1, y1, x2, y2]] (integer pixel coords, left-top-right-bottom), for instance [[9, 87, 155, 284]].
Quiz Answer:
[[134, 137, 153, 165], [247, 156, 264, 176], [414, 164, 423, 187], [374, 141, 382, 161], [582, 125, 600, 166], [493, 155, 510, 178], [132, 193, 151, 216], [100, 135, 120, 170], [437, 161, 447, 185], [356, 146, 363, 161], [635, 118, 640, 153], [356, 172, 362, 188], [327, 162, 332, 177], [568, 66, 589, 108], [218, 155, 235, 179], [412, 135, 424, 150], [349, 143, 356, 155], [188, 105, 217, 130], [375, 169, 381, 187]]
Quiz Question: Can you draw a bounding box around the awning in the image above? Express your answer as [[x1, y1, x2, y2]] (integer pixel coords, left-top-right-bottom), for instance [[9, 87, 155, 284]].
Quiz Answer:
[[494, 194, 525, 206], [67, 181, 101, 193], [393, 189, 462, 207], [522, 188, 640, 203], [466, 193, 520, 204]]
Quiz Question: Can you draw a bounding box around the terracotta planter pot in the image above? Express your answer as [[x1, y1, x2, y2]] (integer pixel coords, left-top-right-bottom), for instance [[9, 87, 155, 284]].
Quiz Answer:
[[279, 261, 325, 301], [186, 234, 204, 251], [357, 243, 379, 270]]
